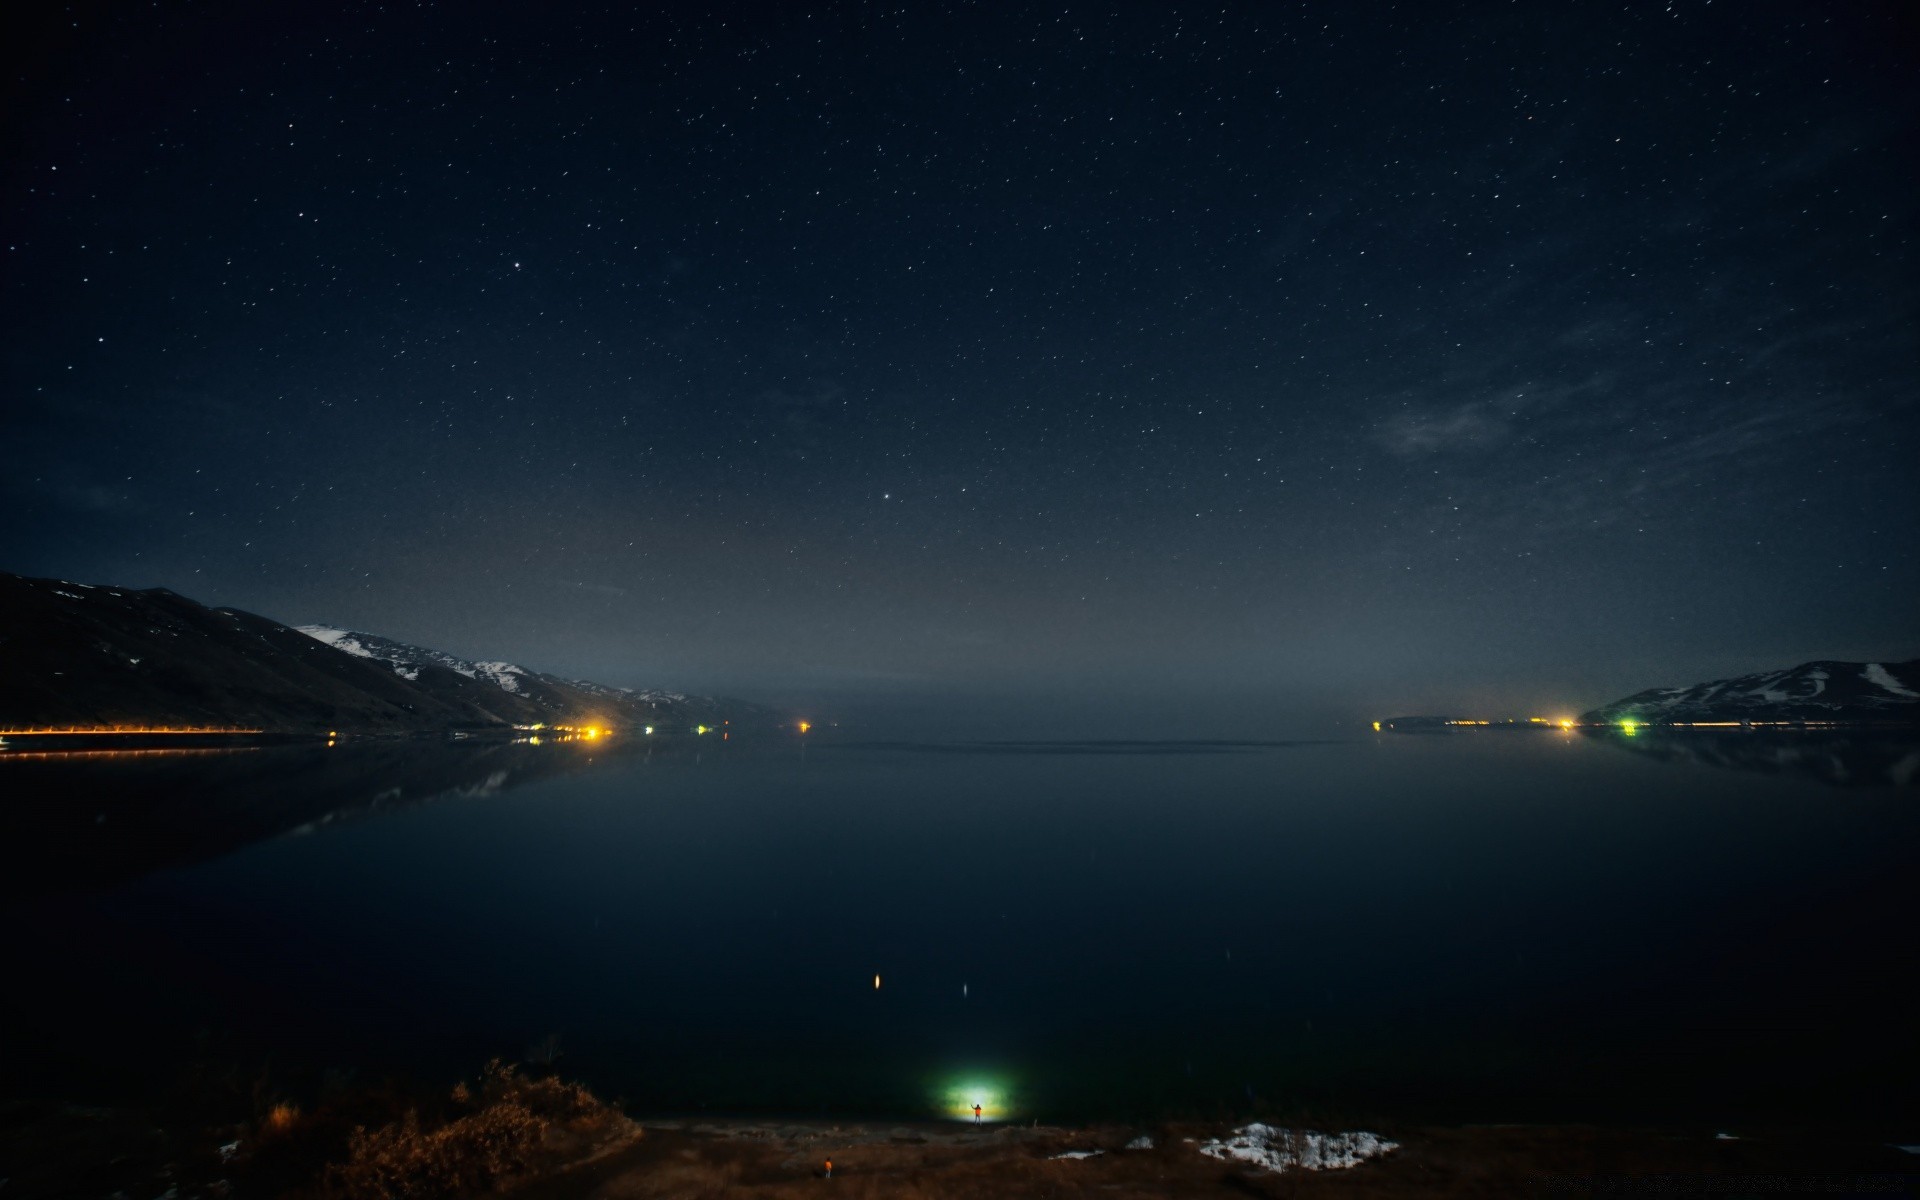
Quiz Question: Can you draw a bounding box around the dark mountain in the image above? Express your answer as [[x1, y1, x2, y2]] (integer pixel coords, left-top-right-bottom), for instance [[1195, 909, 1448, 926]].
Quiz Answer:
[[1581, 659, 1920, 725], [0, 572, 781, 734]]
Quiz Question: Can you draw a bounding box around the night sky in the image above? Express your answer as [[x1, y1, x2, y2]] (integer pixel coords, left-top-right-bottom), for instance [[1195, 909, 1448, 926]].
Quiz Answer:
[[4, 2, 1915, 733]]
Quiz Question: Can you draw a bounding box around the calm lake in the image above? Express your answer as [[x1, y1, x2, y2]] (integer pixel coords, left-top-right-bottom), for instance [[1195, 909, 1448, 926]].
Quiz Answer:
[[2, 730, 1914, 1130]]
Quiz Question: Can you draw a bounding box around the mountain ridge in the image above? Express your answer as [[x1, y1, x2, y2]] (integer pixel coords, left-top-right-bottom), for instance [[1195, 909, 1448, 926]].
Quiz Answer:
[[0, 571, 780, 734], [1581, 658, 1920, 725]]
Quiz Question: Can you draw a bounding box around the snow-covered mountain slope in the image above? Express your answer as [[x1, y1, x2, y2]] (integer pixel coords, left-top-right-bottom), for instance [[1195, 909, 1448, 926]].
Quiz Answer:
[[294, 625, 774, 728], [1582, 659, 1920, 724], [550, 673, 691, 708], [298, 626, 531, 693]]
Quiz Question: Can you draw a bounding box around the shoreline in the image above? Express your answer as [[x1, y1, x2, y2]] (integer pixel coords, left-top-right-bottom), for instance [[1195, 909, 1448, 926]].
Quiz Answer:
[[7, 1095, 1915, 1199], [448, 1115, 1920, 1197]]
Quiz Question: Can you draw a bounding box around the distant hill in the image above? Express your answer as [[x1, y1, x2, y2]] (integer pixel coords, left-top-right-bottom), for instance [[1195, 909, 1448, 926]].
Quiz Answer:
[[1581, 659, 1920, 725], [291, 624, 767, 732], [0, 571, 782, 734]]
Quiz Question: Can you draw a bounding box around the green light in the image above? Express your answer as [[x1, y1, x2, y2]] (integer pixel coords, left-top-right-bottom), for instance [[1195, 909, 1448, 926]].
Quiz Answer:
[[935, 1075, 1013, 1123]]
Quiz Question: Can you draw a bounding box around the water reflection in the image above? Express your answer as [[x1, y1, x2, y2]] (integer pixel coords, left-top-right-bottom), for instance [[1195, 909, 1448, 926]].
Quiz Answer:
[[2, 731, 1913, 1127], [1582, 727, 1920, 787], [839, 739, 1336, 756], [0, 736, 650, 903]]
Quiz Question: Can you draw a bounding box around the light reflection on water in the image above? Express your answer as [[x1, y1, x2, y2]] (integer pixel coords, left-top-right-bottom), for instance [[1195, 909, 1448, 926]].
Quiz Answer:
[[1, 730, 1914, 1127]]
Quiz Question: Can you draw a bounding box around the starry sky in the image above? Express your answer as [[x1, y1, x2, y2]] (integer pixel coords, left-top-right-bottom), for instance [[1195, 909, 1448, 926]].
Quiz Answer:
[[4, 1, 1915, 733]]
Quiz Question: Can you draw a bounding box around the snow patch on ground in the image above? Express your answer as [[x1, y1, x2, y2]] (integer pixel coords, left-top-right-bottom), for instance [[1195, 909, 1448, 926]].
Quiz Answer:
[[1192, 1125, 1397, 1174], [394, 665, 420, 681], [1049, 1149, 1103, 1160], [1865, 663, 1919, 700], [1125, 1135, 1154, 1150]]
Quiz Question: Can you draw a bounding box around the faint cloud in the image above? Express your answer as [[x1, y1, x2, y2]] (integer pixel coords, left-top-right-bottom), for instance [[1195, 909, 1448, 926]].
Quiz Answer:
[[1639, 396, 1859, 478], [1752, 116, 1897, 187], [5, 470, 134, 514], [1551, 316, 1636, 349], [1377, 402, 1510, 456], [758, 380, 848, 459], [57, 481, 131, 512], [1375, 370, 1615, 458]]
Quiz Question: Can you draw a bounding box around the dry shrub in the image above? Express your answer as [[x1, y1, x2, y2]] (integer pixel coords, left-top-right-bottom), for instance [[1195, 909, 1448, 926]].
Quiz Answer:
[[262, 1102, 303, 1136], [475, 1059, 601, 1125], [324, 1061, 607, 1200]]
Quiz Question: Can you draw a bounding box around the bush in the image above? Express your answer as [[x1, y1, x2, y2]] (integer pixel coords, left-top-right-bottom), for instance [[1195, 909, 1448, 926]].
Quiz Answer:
[[324, 1061, 606, 1200]]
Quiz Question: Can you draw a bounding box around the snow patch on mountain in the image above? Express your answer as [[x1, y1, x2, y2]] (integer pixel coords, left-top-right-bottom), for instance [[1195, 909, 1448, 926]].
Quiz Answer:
[[562, 676, 690, 706], [297, 625, 533, 695], [1865, 663, 1919, 700], [471, 661, 526, 694], [300, 626, 380, 659]]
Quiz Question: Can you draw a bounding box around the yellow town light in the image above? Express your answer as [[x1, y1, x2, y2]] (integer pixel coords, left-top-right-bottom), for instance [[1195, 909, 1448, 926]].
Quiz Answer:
[[798, 720, 812, 734]]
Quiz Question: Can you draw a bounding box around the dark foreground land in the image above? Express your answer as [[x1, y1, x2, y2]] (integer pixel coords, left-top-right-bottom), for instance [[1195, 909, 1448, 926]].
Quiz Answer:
[[5, 1082, 1914, 1199], [517, 1120, 1918, 1199]]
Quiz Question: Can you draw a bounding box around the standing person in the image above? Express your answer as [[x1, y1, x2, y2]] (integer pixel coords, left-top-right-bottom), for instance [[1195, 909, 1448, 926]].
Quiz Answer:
[[824, 1158, 832, 1179], [973, 1103, 982, 1123]]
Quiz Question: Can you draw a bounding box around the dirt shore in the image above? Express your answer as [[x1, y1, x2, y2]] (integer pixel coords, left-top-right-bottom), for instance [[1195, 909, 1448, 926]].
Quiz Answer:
[[513, 1117, 1919, 1199], [6, 1100, 1915, 1198]]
